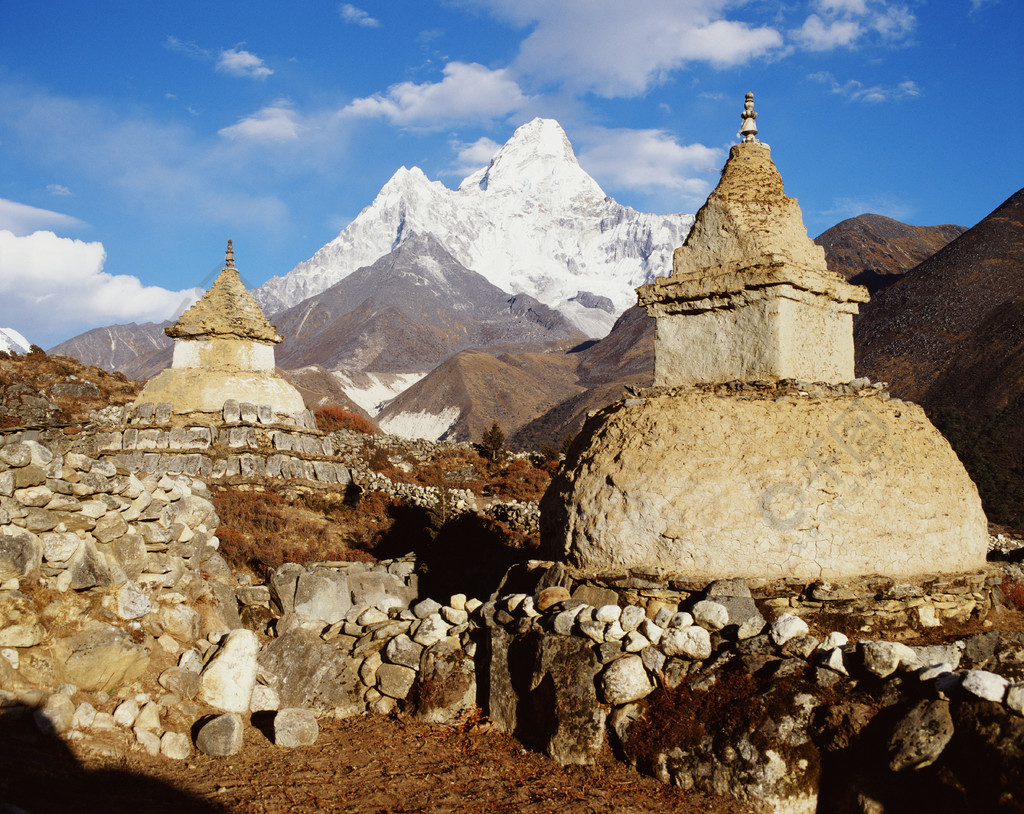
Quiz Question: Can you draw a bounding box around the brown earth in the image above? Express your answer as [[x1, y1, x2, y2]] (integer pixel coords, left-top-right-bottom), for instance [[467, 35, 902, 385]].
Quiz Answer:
[[1, 709, 737, 814]]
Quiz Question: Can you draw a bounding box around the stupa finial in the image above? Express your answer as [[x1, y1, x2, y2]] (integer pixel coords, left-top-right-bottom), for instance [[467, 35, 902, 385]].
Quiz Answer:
[[740, 92, 759, 143], [225, 239, 235, 268]]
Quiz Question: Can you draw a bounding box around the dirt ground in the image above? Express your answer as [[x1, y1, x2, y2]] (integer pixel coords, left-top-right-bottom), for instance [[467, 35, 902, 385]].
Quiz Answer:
[[1, 709, 739, 814]]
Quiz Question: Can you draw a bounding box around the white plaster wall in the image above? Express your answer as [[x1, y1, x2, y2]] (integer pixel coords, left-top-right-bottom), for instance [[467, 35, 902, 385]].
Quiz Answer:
[[172, 338, 276, 371]]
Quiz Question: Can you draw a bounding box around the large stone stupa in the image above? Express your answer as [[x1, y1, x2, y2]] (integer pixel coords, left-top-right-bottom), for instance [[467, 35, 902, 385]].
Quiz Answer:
[[137, 241, 306, 418], [540, 95, 988, 582]]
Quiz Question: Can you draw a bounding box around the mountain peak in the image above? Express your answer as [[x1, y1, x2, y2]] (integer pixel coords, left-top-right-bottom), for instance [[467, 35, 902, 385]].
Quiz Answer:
[[458, 117, 605, 200]]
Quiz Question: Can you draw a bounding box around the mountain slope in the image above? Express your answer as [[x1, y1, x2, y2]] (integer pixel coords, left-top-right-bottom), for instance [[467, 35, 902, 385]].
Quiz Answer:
[[48, 322, 172, 378], [273, 233, 584, 373], [377, 349, 584, 442], [815, 215, 966, 295], [854, 187, 1024, 525], [255, 118, 694, 335]]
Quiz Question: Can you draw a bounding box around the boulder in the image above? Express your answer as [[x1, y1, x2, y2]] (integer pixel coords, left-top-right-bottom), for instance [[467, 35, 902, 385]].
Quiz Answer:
[[53, 621, 150, 693], [196, 713, 245, 756], [198, 629, 259, 713], [258, 628, 365, 716]]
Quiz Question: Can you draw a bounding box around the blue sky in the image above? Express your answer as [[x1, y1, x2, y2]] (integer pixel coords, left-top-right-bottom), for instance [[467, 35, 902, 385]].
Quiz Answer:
[[0, 0, 1020, 348]]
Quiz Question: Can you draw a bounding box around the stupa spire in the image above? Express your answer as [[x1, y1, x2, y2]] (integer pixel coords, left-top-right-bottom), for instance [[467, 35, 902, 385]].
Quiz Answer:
[[739, 92, 759, 143], [225, 239, 235, 268]]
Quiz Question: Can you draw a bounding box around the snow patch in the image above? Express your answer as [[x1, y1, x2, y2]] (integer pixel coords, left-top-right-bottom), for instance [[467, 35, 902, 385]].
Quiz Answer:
[[331, 369, 427, 416], [378, 406, 461, 441], [0, 328, 31, 355]]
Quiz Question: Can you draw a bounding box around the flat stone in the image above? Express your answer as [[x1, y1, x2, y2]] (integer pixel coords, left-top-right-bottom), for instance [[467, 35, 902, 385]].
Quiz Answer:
[[274, 708, 319, 748], [198, 629, 259, 713], [962, 669, 1010, 703]]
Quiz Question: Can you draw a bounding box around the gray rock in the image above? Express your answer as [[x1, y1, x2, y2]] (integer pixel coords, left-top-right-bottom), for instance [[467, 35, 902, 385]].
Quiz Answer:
[[962, 669, 1009, 702], [691, 600, 729, 631], [888, 699, 954, 771], [0, 528, 41, 581], [860, 640, 917, 678], [376, 663, 417, 700], [274, 708, 319, 748], [619, 605, 646, 632], [250, 683, 280, 712], [412, 641, 476, 725], [769, 613, 808, 646], [196, 712, 244, 756], [34, 693, 75, 735], [294, 569, 351, 624], [158, 666, 201, 700], [198, 629, 259, 713], [258, 628, 366, 716], [385, 634, 424, 670], [53, 621, 150, 693]]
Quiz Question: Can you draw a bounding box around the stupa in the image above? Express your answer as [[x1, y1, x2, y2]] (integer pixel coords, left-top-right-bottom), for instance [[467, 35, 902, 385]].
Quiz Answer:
[[136, 241, 306, 417], [540, 95, 988, 581]]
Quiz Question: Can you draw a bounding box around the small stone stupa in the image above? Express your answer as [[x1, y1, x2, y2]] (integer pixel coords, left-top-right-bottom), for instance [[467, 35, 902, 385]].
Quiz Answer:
[[137, 241, 306, 417], [638, 93, 868, 386], [541, 95, 988, 582]]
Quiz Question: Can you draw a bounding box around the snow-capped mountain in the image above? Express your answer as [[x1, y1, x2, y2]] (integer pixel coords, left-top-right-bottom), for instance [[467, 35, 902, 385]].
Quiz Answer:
[[0, 328, 31, 355], [255, 118, 694, 337]]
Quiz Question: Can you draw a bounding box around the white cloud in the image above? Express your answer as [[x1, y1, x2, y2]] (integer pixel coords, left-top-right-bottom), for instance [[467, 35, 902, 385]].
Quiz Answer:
[[794, 0, 914, 50], [465, 0, 783, 97], [794, 14, 863, 50], [219, 103, 302, 141], [343, 62, 528, 126], [578, 129, 722, 204], [0, 199, 84, 236], [47, 184, 72, 197], [164, 36, 209, 60], [809, 72, 920, 102], [450, 137, 502, 177], [340, 4, 380, 27], [0, 231, 202, 340], [216, 48, 273, 80]]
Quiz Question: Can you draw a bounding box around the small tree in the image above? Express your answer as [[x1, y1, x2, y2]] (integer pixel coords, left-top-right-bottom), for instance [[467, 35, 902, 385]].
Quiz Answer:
[[481, 421, 505, 460]]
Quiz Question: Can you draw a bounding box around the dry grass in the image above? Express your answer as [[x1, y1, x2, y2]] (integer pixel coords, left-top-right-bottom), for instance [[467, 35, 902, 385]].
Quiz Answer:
[[212, 485, 381, 579], [315, 405, 378, 435]]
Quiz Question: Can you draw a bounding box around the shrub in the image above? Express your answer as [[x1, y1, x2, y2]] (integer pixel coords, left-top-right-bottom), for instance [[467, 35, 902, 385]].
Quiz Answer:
[[315, 405, 377, 435]]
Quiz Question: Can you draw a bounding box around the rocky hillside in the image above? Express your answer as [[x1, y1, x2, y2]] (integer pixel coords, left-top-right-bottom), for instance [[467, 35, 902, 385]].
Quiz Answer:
[[815, 214, 966, 294], [0, 348, 138, 429], [855, 188, 1024, 526], [273, 233, 583, 373]]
